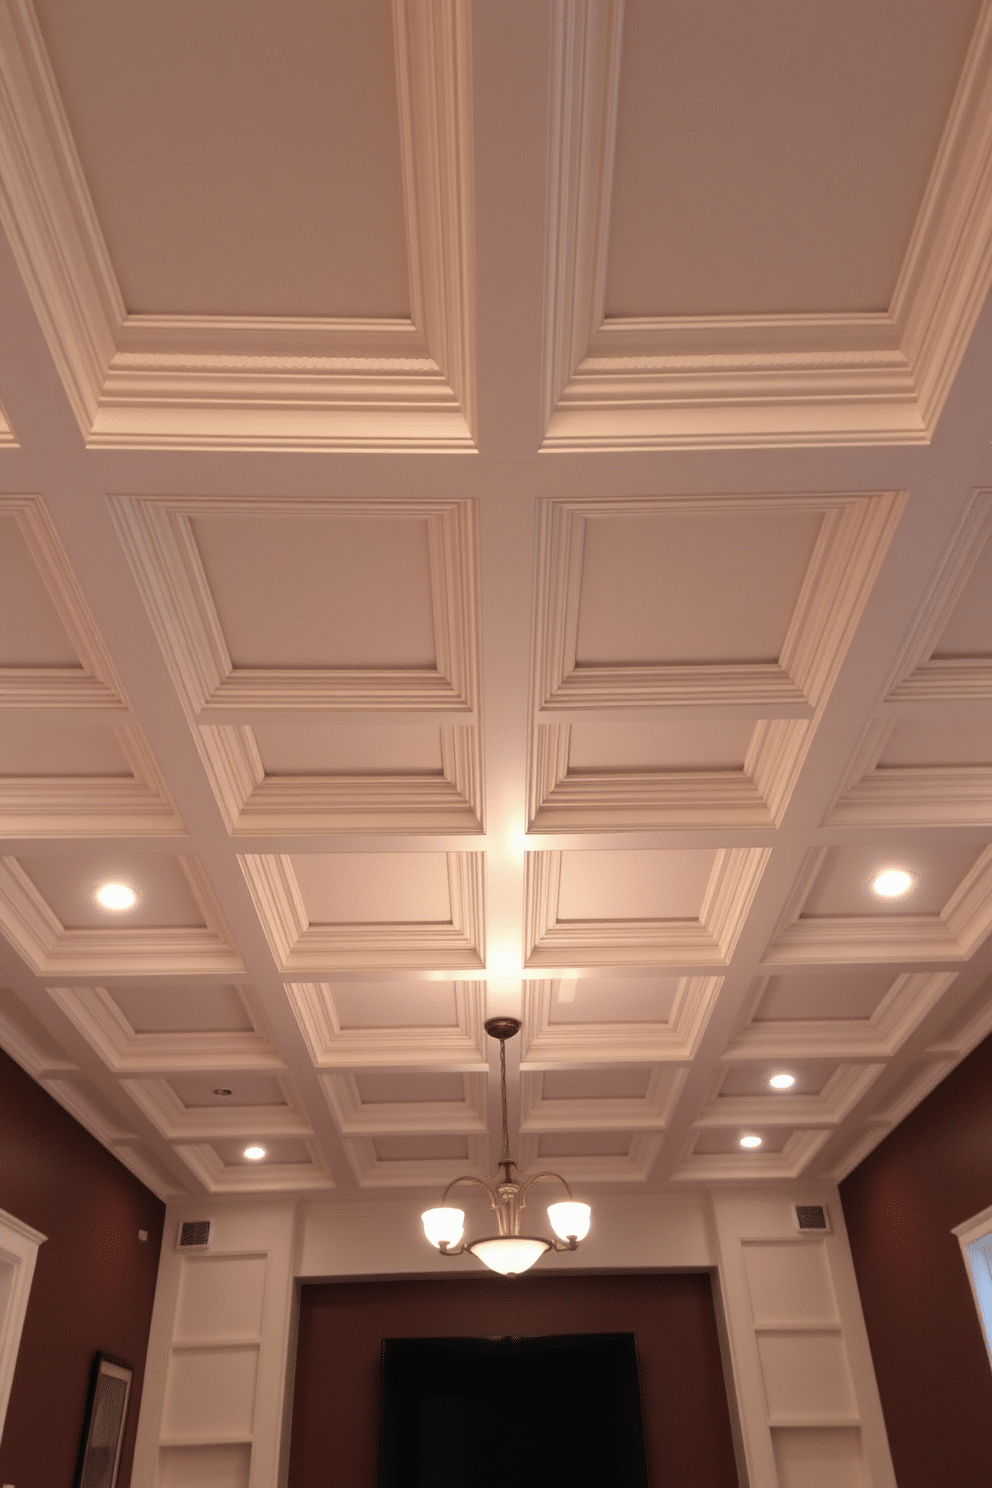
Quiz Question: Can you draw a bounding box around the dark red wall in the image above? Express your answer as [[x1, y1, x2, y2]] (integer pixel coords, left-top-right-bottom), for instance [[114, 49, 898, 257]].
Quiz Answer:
[[0, 1046, 164, 1487], [288, 1271, 740, 1488], [841, 1029, 992, 1488]]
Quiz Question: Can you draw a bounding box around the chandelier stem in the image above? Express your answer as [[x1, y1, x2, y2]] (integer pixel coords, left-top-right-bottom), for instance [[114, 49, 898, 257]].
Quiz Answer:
[[499, 1032, 511, 1168]]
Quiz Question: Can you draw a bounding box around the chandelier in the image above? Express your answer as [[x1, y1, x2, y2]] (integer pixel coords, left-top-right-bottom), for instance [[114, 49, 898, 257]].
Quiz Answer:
[[421, 1016, 591, 1276]]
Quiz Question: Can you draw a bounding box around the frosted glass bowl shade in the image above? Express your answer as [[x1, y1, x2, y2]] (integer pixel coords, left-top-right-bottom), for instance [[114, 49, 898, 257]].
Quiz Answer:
[[467, 1237, 551, 1276], [547, 1201, 591, 1242], [422, 1207, 465, 1249]]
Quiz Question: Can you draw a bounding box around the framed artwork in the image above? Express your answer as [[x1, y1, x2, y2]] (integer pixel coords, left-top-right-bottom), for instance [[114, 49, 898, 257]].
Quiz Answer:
[[73, 1352, 134, 1488]]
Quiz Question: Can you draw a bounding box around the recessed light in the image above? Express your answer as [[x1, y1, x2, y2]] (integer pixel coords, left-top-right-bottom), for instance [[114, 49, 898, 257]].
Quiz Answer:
[[212, 1088, 233, 1097], [872, 868, 914, 898], [95, 882, 137, 911], [740, 1134, 762, 1149], [769, 1073, 795, 1090], [244, 1145, 265, 1161]]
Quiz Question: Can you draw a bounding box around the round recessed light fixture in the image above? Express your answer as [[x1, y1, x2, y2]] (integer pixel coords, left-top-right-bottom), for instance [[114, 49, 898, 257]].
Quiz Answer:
[[872, 868, 914, 899], [244, 1145, 266, 1161], [94, 882, 137, 911], [212, 1088, 233, 1098], [769, 1073, 796, 1090], [740, 1134, 763, 1149]]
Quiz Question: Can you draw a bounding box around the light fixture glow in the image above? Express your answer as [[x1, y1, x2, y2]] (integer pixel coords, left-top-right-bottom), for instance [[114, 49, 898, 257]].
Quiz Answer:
[[244, 1145, 265, 1160], [421, 1018, 592, 1277], [872, 868, 914, 898], [95, 882, 137, 911], [740, 1134, 763, 1149], [769, 1073, 796, 1090]]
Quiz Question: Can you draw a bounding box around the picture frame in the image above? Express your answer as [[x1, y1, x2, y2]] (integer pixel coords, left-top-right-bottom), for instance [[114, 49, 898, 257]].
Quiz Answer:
[[73, 1351, 134, 1488]]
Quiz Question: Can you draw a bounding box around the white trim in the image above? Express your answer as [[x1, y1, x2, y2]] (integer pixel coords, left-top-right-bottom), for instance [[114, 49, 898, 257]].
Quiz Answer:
[[954, 1205, 992, 1376], [0, 1204, 46, 1446]]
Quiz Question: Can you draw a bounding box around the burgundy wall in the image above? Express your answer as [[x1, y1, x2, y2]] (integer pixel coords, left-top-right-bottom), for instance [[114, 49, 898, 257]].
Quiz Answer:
[[840, 1028, 992, 1488], [0, 1046, 164, 1488], [288, 1271, 740, 1488]]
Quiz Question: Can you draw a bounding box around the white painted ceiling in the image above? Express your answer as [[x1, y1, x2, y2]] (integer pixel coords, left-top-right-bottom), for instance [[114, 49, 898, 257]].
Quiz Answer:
[[2, 0, 992, 1211]]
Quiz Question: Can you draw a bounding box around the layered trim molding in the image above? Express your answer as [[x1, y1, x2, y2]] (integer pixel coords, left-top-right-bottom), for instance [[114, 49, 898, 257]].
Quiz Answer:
[[109, 496, 481, 717], [174, 1139, 334, 1193], [122, 1075, 313, 1142], [0, 494, 127, 710], [531, 493, 904, 714], [518, 1065, 685, 1131], [342, 1133, 488, 1188], [241, 852, 485, 971], [672, 1129, 831, 1183], [322, 1070, 488, 1135], [0, 0, 476, 450], [520, 976, 722, 1064], [541, 0, 992, 450], [524, 848, 769, 968], [764, 844, 992, 965], [515, 1130, 661, 1184], [0, 725, 183, 836], [286, 980, 487, 1069], [199, 724, 483, 835], [827, 717, 992, 828], [694, 1063, 884, 1131], [49, 984, 284, 1073]]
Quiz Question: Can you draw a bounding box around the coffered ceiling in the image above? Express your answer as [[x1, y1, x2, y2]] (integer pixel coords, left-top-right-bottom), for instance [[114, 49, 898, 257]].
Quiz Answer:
[[2, 0, 992, 1212]]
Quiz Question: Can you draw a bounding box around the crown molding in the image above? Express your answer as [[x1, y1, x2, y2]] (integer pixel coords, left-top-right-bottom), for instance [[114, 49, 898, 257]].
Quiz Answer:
[[829, 764, 992, 829], [321, 1070, 487, 1135], [0, 0, 475, 450], [241, 851, 485, 971], [41, 1077, 135, 1145], [0, 494, 127, 710], [727, 971, 956, 1061], [695, 1063, 884, 1130], [121, 1076, 313, 1142], [524, 847, 768, 968], [109, 1145, 185, 1200], [199, 723, 482, 836], [531, 493, 903, 716], [49, 985, 284, 1074], [174, 1140, 334, 1194], [285, 980, 487, 1069], [0, 999, 75, 1078], [540, 1, 992, 450], [520, 976, 721, 1064], [109, 495, 481, 718], [519, 1065, 685, 1132], [673, 1129, 831, 1183], [342, 1133, 488, 1188]]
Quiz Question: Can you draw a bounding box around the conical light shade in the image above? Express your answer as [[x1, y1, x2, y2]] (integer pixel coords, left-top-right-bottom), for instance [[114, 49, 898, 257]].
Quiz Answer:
[[547, 1201, 591, 1242], [467, 1236, 551, 1276], [422, 1207, 464, 1249]]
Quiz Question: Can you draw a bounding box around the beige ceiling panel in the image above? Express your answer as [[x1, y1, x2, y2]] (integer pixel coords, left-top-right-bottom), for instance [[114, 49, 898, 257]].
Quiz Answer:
[[0, 719, 128, 774], [253, 724, 444, 776], [525, 848, 768, 968], [0, 496, 126, 709], [878, 716, 992, 766], [107, 984, 256, 1036], [285, 980, 486, 1069], [34, 0, 410, 320], [110, 496, 481, 716], [354, 1071, 470, 1104], [521, 977, 721, 1065], [800, 843, 985, 918], [516, 1130, 660, 1183], [546, 977, 681, 1025], [606, 0, 980, 319], [123, 1075, 311, 1142], [344, 1131, 487, 1187], [696, 1063, 884, 1129], [730, 971, 956, 1060], [243, 852, 485, 971], [50, 985, 283, 1073], [827, 713, 992, 829], [749, 972, 907, 1025], [168, 1074, 289, 1109], [0, 0, 476, 449], [18, 852, 204, 928], [0, 984, 75, 1076], [674, 1128, 830, 1182], [174, 1137, 333, 1193], [541, 1, 992, 448], [566, 720, 755, 772], [323, 1070, 487, 1136], [519, 1065, 685, 1132]]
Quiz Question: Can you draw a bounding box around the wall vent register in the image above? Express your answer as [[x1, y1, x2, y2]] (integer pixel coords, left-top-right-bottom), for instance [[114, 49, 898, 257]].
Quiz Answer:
[[794, 1203, 831, 1233], [176, 1219, 214, 1252]]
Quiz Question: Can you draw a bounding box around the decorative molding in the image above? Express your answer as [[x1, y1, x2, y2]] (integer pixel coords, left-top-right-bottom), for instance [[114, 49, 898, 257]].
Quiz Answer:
[[695, 1063, 884, 1130], [41, 1077, 135, 1145], [541, 1, 992, 450], [342, 1133, 488, 1188], [519, 1065, 685, 1132], [0, 991, 75, 1077], [873, 1059, 957, 1130], [0, 0, 476, 450], [199, 723, 483, 835], [520, 976, 722, 1064], [0, 1203, 45, 1446], [49, 985, 283, 1073], [0, 855, 243, 976], [285, 980, 487, 1069], [673, 1129, 831, 1183], [531, 493, 903, 714], [515, 1130, 661, 1184], [109, 495, 481, 717], [0, 725, 184, 836], [0, 494, 127, 709], [764, 845, 992, 965], [524, 848, 768, 968], [0, 395, 16, 447], [109, 1145, 185, 1199], [886, 489, 992, 701], [727, 972, 956, 1060], [174, 1140, 334, 1194], [322, 1071, 487, 1134], [121, 1076, 312, 1142], [241, 852, 485, 971], [830, 763, 992, 829]]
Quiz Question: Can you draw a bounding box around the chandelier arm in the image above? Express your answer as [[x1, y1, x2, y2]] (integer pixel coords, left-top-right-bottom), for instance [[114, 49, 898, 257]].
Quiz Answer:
[[515, 1169, 574, 1204], [439, 1173, 504, 1223]]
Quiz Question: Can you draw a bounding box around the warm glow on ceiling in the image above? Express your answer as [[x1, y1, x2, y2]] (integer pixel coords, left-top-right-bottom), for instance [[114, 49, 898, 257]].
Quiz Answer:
[[740, 1134, 762, 1149], [94, 882, 137, 911], [872, 868, 914, 898], [244, 1145, 266, 1160], [769, 1073, 796, 1090]]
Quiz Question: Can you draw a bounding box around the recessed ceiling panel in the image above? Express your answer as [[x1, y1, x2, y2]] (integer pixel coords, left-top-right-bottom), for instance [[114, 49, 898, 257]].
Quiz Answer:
[[694, 1128, 791, 1156], [537, 1131, 631, 1158], [372, 1134, 469, 1162], [34, 0, 410, 318], [752, 973, 899, 1023], [718, 1063, 835, 1098], [18, 854, 204, 929], [210, 1138, 312, 1167], [291, 853, 451, 924], [556, 849, 716, 921], [574, 511, 822, 666], [541, 1067, 653, 1101], [567, 719, 755, 772], [800, 843, 984, 918], [353, 1071, 466, 1104], [168, 1074, 286, 1109], [932, 537, 992, 657], [550, 978, 681, 1024], [252, 724, 443, 776], [877, 716, 992, 767], [605, 0, 981, 317], [0, 517, 79, 666], [190, 516, 436, 669], [332, 982, 459, 1030], [107, 985, 255, 1035], [0, 721, 129, 776]]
